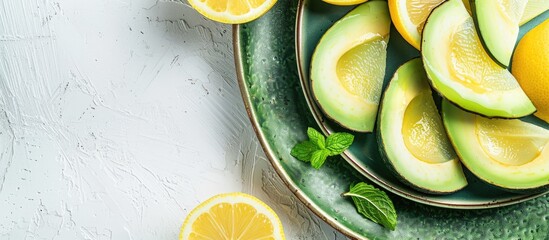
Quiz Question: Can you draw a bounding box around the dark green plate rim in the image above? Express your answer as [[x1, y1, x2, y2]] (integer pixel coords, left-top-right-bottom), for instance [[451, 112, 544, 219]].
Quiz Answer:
[[233, 17, 369, 240]]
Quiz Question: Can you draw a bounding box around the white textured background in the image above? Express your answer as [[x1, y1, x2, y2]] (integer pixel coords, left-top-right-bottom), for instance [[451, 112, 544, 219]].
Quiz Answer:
[[0, 0, 348, 239]]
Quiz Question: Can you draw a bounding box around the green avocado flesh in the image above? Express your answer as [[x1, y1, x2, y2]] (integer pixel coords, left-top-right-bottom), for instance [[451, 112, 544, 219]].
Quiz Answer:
[[442, 100, 549, 192], [421, 0, 535, 118], [310, 1, 390, 132], [520, 0, 549, 26], [378, 58, 467, 194], [470, 0, 527, 67]]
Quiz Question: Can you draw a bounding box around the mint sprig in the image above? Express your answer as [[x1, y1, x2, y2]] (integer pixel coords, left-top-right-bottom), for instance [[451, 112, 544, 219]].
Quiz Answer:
[[290, 127, 354, 169], [291, 128, 397, 230], [343, 182, 397, 230]]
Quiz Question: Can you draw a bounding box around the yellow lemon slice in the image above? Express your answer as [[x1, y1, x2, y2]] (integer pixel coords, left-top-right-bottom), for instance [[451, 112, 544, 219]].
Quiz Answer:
[[188, 0, 277, 24], [389, 0, 445, 49], [322, 0, 369, 6], [180, 192, 285, 240]]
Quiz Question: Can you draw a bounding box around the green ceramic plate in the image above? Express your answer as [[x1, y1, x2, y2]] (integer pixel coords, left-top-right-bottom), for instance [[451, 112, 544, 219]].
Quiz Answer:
[[234, 0, 549, 238], [295, 0, 549, 208]]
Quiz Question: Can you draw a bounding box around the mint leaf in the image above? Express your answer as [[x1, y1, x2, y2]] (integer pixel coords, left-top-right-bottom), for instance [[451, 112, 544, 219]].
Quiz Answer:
[[326, 132, 354, 156], [292, 129, 397, 229], [290, 127, 354, 169], [343, 182, 397, 230], [310, 149, 330, 169], [307, 127, 325, 149], [291, 141, 319, 162]]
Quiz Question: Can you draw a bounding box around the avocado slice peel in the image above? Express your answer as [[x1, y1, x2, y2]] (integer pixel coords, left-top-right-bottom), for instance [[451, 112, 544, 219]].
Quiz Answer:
[[378, 58, 467, 194], [421, 0, 535, 118], [310, 1, 391, 132], [443, 100, 549, 193]]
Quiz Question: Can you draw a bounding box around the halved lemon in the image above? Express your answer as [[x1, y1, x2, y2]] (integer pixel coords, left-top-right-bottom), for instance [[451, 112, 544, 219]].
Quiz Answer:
[[513, 18, 549, 123], [188, 0, 277, 24], [389, 0, 445, 49], [180, 192, 285, 240], [322, 0, 368, 6]]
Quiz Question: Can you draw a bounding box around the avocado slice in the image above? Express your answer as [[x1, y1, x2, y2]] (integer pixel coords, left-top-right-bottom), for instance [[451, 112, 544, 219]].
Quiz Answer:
[[310, 1, 391, 132], [421, 0, 535, 118], [442, 100, 549, 193], [378, 58, 467, 194], [520, 0, 549, 26], [470, 0, 527, 67]]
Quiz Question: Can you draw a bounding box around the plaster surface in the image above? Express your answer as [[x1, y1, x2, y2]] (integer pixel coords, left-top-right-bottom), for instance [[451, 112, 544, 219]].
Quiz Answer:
[[0, 0, 347, 239]]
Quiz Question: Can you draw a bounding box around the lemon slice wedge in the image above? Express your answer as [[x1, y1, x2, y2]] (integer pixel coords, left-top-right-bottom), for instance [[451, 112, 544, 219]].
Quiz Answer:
[[188, 0, 277, 24], [389, 0, 444, 49], [322, 0, 368, 6], [180, 193, 285, 240]]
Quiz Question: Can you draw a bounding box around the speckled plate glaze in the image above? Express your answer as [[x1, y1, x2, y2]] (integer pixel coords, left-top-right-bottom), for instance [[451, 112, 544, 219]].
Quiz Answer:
[[234, 1, 549, 239], [296, 0, 549, 208]]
